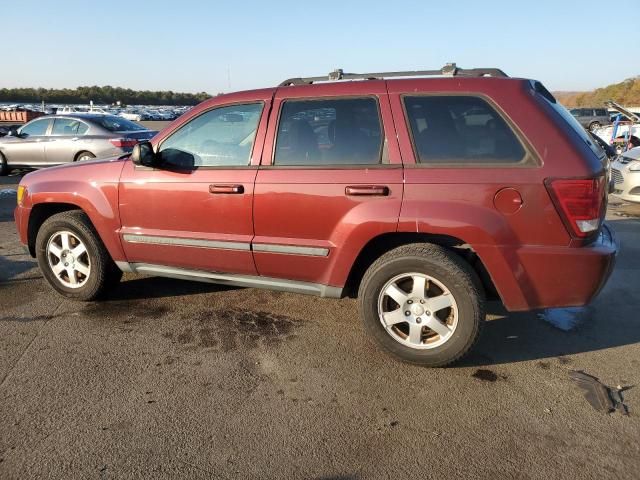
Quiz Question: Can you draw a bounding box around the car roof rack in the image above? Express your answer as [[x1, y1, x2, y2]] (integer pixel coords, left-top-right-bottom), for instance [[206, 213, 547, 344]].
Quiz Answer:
[[278, 63, 509, 86]]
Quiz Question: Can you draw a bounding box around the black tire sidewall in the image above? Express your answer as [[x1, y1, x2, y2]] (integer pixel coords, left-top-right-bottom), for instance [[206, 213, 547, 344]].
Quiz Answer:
[[35, 213, 108, 300], [360, 254, 481, 366], [0, 152, 8, 176]]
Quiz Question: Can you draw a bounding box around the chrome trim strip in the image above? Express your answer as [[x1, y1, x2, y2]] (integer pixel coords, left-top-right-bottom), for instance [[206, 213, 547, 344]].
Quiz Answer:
[[252, 243, 329, 257], [122, 234, 250, 251], [128, 263, 342, 298]]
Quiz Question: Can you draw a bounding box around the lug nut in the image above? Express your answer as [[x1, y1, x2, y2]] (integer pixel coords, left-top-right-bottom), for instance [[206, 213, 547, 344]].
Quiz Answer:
[[405, 311, 411, 316], [407, 300, 413, 304], [64, 263, 68, 266], [416, 318, 422, 323], [420, 299, 425, 304], [425, 311, 431, 316]]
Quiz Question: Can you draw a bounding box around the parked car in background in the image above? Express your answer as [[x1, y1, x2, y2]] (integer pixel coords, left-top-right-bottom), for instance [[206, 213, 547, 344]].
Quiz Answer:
[[56, 106, 111, 115], [0, 114, 156, 175], [611, 147, 640, 202], [569, 107, 611, 131], [13, 65, 617, 366]]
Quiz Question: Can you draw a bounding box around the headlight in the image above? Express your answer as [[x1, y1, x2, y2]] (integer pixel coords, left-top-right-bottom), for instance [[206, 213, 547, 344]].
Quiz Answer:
[[17, 185, 27, 206], [629, 161, 640, 172]]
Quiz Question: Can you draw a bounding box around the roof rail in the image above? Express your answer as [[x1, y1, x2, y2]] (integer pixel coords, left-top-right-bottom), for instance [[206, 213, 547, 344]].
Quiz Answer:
[[278, 63, 509, 87]]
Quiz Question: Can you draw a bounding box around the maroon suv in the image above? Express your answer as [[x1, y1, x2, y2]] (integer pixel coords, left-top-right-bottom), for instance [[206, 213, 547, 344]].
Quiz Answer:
[[14, 65, 617, 366]]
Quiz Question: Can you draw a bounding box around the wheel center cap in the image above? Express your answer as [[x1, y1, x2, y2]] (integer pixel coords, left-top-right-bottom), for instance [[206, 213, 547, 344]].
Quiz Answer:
[[411, 304, 425, 316]]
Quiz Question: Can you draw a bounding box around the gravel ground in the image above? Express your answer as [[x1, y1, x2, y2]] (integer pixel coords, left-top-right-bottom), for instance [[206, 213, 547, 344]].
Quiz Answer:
[[1, 173, 639, 479]]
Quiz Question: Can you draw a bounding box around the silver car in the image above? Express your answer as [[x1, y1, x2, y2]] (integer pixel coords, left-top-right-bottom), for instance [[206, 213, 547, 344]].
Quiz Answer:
[[0, 114, 157, 175], [611, 146, 640, 203]]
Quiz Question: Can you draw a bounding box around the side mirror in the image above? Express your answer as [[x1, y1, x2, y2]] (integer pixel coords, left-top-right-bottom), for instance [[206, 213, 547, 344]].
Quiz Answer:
[[130, 141, 157, 167], [8, 126, 22, 137]]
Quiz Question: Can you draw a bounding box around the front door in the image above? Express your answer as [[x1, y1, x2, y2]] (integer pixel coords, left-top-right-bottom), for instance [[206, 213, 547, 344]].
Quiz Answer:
[[252, 81, 404, 288], [6, 117, 51, 166], [118, 94, 271, 275]]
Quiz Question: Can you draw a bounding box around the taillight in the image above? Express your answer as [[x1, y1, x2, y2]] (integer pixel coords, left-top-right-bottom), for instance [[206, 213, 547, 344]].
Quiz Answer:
[[545, 176, 606, 239], [109, 138, 138, 148]]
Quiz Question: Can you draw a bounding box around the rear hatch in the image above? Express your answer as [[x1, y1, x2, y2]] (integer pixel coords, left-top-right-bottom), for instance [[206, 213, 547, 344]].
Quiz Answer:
[[531, 81, 608, 244]]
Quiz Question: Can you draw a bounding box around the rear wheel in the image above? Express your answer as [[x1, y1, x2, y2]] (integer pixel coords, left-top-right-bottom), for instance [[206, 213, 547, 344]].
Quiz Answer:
[[75, 151, 95, 162], [35, 210, 121, 300], [0, 152, 9, 176], [589, 121, 601, 132], [358, 243, 484, 367]]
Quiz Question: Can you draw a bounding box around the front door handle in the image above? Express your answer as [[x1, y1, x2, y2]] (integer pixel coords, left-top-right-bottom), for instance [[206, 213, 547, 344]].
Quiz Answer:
[[345, 185, 390, 196], [209, 184, 244, 194]]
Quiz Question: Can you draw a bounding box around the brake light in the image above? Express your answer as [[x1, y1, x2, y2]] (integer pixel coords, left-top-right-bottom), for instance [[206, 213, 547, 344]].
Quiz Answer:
[[109, 138, 138, 148], [545, 176, 606, 239]]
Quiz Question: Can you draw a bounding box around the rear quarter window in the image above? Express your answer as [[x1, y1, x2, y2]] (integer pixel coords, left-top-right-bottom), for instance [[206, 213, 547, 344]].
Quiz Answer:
[[403, 95, 526, 165]]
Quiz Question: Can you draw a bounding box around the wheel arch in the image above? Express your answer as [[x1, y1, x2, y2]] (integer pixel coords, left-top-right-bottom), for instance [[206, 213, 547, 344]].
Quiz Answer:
[[343, 232, 499, 302]]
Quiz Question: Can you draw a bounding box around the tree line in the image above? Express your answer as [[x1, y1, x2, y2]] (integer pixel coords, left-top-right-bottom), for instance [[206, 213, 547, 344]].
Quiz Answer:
[[557, 77, 640, 107], [0, 85, 212, 106]]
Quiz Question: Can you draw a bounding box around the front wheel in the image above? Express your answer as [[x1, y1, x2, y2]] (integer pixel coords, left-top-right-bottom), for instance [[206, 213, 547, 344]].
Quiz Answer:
[[358, 244, 484, 367], [35, 210, 121, 300]]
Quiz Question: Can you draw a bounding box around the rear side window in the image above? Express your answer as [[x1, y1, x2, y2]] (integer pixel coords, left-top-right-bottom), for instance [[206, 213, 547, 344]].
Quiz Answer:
[[52, 118, 88, 136], [403, 96, 526, 164], [274, 97, 383, 165], [595, 109, 607, 116]]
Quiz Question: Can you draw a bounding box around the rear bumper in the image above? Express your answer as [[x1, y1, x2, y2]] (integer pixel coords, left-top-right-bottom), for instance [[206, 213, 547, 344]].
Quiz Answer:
[[480, 223, 618, 311]]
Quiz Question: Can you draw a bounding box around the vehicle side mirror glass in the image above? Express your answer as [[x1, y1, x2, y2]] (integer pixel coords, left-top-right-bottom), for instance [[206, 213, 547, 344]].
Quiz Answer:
[[9, 126, 23, 138], [130, 141, 157, 167]]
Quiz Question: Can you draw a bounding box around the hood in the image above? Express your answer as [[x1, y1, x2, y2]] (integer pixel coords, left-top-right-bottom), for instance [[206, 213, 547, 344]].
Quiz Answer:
[[21, 155, 127, 185], [621, 146, 640, 161]]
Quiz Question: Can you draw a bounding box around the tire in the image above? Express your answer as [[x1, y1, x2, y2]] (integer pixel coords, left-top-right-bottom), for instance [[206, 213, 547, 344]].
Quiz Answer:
[[35, 210, 121, 300], [0, 151, 9, 176], [358, 243, 484, 367], [75, 151, 95, 162], [589, 122, 601, 132]]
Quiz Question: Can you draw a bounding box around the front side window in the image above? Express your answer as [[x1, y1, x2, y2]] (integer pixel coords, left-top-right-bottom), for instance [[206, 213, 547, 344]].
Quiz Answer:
[[20, 119, 51, 136], [274, 97, 383, 165], [52, 118, 88, 136], [159, 103, 263, 167], [404, 96, 526, 164]]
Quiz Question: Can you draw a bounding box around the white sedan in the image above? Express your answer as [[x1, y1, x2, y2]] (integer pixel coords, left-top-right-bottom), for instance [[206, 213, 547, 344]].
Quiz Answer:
[[611, 147, 640, 203]]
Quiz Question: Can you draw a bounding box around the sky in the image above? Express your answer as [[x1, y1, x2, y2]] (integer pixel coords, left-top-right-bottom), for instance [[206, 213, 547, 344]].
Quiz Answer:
[[2, 0, 638, 94]]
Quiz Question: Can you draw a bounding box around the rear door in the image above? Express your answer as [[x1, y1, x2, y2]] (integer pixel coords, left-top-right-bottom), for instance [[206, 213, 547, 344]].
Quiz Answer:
[[45, 117, 90, 164], [252, 81, 404, 287], [118, 91, 272, 275]]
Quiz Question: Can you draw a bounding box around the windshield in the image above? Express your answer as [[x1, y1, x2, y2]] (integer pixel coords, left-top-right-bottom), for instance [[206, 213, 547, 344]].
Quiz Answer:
[[93, 116, 146, 132], [532, 81, 605, 159]]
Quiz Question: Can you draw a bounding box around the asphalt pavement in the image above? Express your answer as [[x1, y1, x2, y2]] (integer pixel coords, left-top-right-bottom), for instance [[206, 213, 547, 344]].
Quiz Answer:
[[1, 173, 639, 479]]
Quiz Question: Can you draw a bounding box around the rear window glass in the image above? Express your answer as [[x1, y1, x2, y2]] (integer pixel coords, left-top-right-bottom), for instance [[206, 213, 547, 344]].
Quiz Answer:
[[532, 82, 604, 158], [403, 95, 526, 164], [93, 116, 146, 132], [274, 97, 383, 165]]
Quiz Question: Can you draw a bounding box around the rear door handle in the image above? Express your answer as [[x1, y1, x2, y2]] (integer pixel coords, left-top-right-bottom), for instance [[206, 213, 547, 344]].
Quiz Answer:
[[209, 184, 244, 194], [345, 185, 390, 196]]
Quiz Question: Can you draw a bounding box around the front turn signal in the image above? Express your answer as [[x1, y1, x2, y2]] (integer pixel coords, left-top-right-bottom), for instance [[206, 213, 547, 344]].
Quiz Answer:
[[17, 185, 27, 206]]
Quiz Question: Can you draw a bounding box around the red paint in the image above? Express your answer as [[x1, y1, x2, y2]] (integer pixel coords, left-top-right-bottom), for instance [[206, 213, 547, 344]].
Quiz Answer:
[[15, 76, 617, 311], [494, 188, 523, 215]]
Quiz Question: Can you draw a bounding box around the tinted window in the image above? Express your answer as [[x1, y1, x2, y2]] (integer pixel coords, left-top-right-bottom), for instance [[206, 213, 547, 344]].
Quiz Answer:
[[159, 103, 262, 167], [93, 116, 145, 132], [274, 97, 383, 165], [595, 109, 607, 116], [52, 118, 88, 136], [20, 119, 50, 136], [404, 96, 526, 164], [533, 81, 604, 158]]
